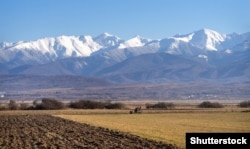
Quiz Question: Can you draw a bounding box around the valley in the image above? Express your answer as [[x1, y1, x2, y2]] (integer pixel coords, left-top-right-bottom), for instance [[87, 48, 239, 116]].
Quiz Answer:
[[0, 75, 249, 101]]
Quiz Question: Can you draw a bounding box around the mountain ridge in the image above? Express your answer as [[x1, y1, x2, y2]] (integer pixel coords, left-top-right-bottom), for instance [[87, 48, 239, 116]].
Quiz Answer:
[[1, 28, 249, 83]]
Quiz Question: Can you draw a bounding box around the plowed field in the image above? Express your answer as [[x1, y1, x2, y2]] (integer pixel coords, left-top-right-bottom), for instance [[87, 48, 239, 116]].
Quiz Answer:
[[0, 115, 179, 149]]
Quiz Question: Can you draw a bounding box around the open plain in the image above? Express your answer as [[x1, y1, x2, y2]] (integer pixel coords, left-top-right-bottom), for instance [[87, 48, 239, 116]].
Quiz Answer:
[[0, 102, 249, 149], [57, 109, 250, 148]]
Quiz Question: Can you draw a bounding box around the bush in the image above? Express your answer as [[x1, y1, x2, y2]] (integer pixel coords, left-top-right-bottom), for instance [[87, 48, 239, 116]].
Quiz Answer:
[[9, 100, 19, 110], [35, 98, 65, 110], [146, 102, 175, 109], [19, 103, 29, 110], [198, 101, 223, 108], [0, 103, 8, 111], [69, 100, 106, 109], [238, 101, 250, 108], [69, 100, 125, 109], [105, 103, 125, 109]]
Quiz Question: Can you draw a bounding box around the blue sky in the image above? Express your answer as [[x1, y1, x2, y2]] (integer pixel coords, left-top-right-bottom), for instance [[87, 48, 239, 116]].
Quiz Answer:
[[0, 0, 249, 42]]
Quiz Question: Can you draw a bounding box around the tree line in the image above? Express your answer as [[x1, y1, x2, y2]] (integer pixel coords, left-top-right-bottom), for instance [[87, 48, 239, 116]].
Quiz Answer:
[[0, 98, 249, 110], [0, 98, 125, 110]]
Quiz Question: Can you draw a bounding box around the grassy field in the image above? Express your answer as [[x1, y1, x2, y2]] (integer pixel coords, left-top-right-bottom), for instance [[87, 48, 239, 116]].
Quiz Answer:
[[56, 111, 250, 148]]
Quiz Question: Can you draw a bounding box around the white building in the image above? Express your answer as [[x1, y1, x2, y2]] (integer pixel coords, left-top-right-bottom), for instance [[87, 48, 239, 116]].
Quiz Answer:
[[0, 92, 6, 98]]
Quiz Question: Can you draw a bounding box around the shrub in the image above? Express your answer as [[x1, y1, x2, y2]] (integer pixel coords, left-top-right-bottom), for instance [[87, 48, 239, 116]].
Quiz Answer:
[[9, 100, 19, 110], [198, 101, 223, 108], [33, 100, 39, 107], [105, 103, 125, 109], [69, 100, 125, 109], [19, 103, 30, 110], [0, 103, 8, 111], [35, 98, 65, 110], [69, 100, 106, 109], [238, 101, 250, 108], [146, 102, 175, 109]]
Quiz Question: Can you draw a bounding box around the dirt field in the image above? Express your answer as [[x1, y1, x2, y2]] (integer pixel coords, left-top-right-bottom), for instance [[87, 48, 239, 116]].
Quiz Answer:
[[0, 114, 180, 149]]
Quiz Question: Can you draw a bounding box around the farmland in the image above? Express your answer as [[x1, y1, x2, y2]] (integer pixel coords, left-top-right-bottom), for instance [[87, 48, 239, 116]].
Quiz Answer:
[[0, 114, 178, 149], [57, 111, 250, 148], [0, 102, 249, 149]]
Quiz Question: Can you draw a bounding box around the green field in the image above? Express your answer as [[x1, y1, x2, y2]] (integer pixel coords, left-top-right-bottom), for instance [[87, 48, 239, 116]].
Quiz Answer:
[[57, 111, 250, 148]]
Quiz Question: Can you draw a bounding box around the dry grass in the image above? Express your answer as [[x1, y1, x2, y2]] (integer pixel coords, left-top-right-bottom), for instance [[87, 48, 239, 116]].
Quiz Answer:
[[56, 111, 250, 148]]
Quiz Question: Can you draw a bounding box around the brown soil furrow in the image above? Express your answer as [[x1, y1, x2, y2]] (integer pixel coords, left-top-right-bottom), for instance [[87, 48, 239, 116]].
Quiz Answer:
[[0, 115, 180, 149]]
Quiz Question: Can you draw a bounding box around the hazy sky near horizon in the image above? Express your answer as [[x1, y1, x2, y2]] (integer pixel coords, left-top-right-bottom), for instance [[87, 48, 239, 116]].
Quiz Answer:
[[0, 0, 249, 42]]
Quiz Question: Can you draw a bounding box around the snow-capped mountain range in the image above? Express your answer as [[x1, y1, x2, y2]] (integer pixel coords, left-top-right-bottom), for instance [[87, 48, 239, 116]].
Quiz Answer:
[[1, 29, 249, 83]]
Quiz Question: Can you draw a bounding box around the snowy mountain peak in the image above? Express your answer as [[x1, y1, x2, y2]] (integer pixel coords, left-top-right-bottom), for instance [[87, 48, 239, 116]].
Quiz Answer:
[[94, 32, 117, 39], [200, 28, 218, 33], [101, 32, 114, 37], [118, 35, 151, 49], [198, 28, 225, 40], [0, 41, 13, 49], [94, 32, 122, 47], [189, 28, 226, 51]]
